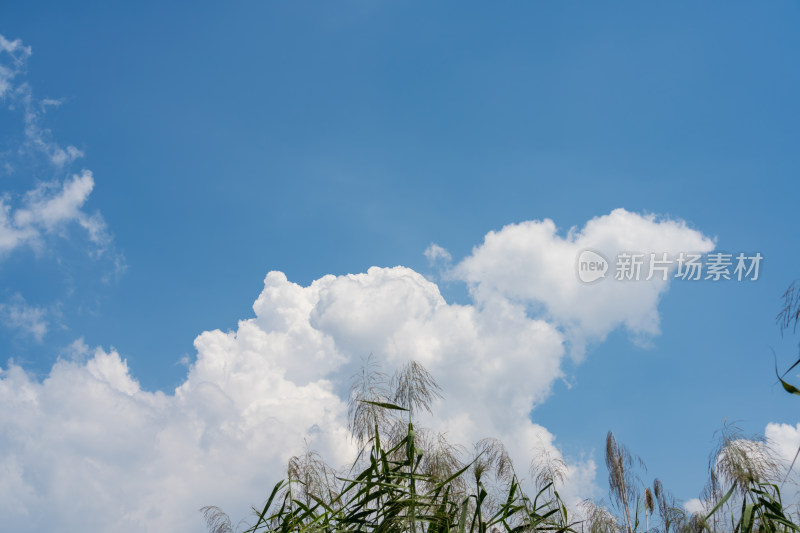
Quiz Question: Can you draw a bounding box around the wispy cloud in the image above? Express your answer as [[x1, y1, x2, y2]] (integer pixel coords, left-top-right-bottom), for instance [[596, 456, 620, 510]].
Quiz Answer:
[[424, 242, 452, 265], [0, 294, 49, 341], [0, 35, 30, 99], [0, 169, 110, 257], [0, 34, 82, 169], [0, 33, 115, 260]]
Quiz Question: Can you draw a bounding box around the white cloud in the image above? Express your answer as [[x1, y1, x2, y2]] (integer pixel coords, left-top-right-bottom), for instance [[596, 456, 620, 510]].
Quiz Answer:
[[0, 265, 581, 531], [0, 210, 713, 531], [0, 35, 30, 99], [684, 497, 708, 515], [0, 294, 48, 341], [0, 170, 110, 256], [15, 171, 94, 230], [61, 337, 92, 362], [0, 34, 81, 169], [766, 422, 800, 466], [0, 34, 113, 260], [0, 338, 354, 530], [452, 208, 715, 356], [424, 243, 452, 265], [765, 422, 800, 502]]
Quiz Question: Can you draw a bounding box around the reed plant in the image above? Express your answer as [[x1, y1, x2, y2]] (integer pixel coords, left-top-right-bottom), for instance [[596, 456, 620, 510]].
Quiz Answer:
[[205, 304, 800, 533], [203, 358, 575, 533]]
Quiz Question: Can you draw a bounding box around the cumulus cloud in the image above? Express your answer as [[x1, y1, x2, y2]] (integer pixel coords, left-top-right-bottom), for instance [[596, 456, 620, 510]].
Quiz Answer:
[[0, 210, 714, 531], [0, 344, 353, 531], [452, 208, 715, 355], [0, 265, 578, 531]]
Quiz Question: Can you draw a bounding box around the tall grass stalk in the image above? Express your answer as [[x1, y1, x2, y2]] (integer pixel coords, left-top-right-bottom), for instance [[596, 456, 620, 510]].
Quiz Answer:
[[204, 360, 800, 533]]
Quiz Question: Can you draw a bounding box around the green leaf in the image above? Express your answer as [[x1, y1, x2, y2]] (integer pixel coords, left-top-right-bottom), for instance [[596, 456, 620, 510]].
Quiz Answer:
[[359, 400, 410, 411], [740, 503, 754, 533], [705, 485, 736, 525], [780, 376, 800, 396]]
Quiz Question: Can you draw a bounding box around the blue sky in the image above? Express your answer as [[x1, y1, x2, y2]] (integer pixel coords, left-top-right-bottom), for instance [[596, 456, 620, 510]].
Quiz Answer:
[[2, 2, 800, 531]]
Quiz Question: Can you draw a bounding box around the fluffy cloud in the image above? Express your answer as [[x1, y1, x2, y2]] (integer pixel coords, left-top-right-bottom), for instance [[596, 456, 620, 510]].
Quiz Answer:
[[0, 210, 714, 531], [766, 423, 800, 465], [766, 422, 800, 499], [452, 209, 715, 355], [0, 345, 352, 530]]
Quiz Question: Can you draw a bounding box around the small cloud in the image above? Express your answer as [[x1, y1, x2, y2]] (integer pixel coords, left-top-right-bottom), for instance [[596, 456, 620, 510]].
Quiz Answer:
[[424, 243, 452, 265], [684, 498, 707, 515], [0, 170, 111, 256], [16, 170, 95, 230], [62, 337, 90, 362], [101, 252, 128, 283], [0, 294, 48, 341], [40, 98, 62, 110], [0, 35, 31, 56], [0, 35, 31, 99]]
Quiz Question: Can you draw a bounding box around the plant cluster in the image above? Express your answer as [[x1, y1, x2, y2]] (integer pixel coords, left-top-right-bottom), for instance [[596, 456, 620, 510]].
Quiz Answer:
[[203, 359, 574, 533], [203, 281, 800, 533]]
